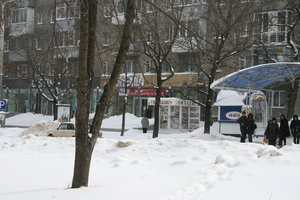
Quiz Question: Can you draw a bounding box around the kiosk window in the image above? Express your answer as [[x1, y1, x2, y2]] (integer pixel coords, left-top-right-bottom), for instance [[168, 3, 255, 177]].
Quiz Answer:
[[273, 91, 286, 108]]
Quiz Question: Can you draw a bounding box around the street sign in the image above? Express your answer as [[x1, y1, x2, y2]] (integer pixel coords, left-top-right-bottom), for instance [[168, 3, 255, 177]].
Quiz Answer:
[[0, 100, 7, 110]]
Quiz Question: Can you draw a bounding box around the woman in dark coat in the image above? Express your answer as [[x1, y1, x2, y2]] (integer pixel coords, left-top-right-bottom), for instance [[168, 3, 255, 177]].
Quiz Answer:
[[247, 113, 256, 143], [290, 115, 300, 144], [264, 117, 279, 146], [279, 114, 290, 147]]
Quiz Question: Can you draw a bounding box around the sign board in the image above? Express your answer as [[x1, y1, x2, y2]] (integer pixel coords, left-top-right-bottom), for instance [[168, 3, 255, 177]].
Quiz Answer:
[[119, 88, 165, 97], [147, 98, 198, 106], [0, 100, 7, 110], [57, 104, 71, 122], [219, 106, 241, 123]]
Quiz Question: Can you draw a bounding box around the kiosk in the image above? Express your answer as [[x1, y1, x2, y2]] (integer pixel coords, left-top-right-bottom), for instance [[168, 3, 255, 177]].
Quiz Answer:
[[147, 98, 201, 131], [214, 90, 245, 135]]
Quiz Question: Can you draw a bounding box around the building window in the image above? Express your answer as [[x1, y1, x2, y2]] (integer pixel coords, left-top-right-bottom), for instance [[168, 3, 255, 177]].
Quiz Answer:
[[48, 64, 55, 76], [146, 30, 153, 41], [35, 38, 42, 50], [56, 3, 66, 20], [50, 10, 56, 23], [103, 6, 111, 18], [55, 31, 77, 47], [17, 65, 28, 78], [125, 60, 134, 73], [117, 0, 127, 13], [4, 40, 9, 52], [102, 61, 109, 75], [67, 3, 80, 18], [255, 10, 291, 44], [165, 26, 173, 42], [162, 59, 171, 73], [144, 60, 154, 73], [36, 12, 43, 24], [239, 57, 246, 69], [272, 91, 286, 108], [146, 0, 155, 13], [11, 8, 27, 23], [103, 32, 109, 46], [186, 57, 197, 72]]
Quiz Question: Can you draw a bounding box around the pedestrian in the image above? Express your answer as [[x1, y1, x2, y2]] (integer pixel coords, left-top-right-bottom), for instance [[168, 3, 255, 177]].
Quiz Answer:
[[290, 115, 300, 144], [237, 111, 248, 143], [246, 113, 257, 143], [264, 117, 279, 146], [141, 115, 149, 134], [278, 114, 290, 147]]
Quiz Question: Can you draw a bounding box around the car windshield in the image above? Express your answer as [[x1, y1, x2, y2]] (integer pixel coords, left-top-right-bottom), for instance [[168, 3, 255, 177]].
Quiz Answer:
[[58, 123, 74, 130]]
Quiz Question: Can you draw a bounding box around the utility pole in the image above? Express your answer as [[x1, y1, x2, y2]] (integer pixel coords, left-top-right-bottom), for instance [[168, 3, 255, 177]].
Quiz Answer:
[[0, 0, 15, 99]]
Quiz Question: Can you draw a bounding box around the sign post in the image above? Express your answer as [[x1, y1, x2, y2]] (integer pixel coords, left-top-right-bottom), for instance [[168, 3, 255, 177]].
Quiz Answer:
[[0, 99, 7, 110]]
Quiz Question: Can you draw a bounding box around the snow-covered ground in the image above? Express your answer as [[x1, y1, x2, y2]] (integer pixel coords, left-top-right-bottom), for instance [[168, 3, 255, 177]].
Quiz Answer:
[[0, 113, 300, 200]]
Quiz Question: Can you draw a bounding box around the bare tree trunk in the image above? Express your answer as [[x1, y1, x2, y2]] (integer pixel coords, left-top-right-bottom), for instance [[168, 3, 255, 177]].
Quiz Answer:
[[204, 86, 213, 134], [153, 86, 162, 138], [72, 0, 97, 188]]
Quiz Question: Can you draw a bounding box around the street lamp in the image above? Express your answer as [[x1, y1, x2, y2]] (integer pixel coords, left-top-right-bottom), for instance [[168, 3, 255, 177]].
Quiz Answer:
[[0, 0, 15, 99]]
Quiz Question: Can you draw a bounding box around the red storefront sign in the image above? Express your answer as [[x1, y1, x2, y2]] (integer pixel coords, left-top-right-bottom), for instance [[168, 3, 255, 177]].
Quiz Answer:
[[127, 88, 165, 97]]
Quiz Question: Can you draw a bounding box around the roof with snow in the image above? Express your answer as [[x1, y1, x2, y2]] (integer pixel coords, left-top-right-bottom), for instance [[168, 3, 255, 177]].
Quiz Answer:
[[211, 62, 300, 90], [213, 90, 245, 106]]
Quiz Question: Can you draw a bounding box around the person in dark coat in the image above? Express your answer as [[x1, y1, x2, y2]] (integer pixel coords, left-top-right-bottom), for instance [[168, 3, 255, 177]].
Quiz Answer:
[[290, 115, 300, 144], [279, 114, 290, 147], [246, 113, 257, 143], [141, 116, 149, 133], [237, 111, 248, 143], [264, 117, 279, 146]]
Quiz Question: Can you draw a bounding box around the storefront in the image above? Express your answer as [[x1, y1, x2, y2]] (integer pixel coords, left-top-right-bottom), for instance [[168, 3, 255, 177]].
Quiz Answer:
[[147, 98, 201, 131]]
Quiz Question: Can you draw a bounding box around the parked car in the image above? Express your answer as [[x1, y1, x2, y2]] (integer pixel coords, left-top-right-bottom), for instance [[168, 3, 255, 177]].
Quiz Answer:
[[48, 122, 75, 137], [48, 122, 102, 137]]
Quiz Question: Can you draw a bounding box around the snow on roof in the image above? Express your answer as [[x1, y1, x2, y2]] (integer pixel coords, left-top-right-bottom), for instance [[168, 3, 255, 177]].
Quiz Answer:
[[213, 90, 245, 106]]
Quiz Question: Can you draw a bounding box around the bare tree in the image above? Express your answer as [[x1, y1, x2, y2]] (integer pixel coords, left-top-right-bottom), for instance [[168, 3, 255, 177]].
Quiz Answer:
[[71, 0, 135, 188], [177, 0, 255, 133], [134, 0, 183, 138]]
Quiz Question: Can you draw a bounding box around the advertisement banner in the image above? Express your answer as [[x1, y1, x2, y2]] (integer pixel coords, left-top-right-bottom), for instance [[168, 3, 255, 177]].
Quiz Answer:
[[219, 106, 242, 123]]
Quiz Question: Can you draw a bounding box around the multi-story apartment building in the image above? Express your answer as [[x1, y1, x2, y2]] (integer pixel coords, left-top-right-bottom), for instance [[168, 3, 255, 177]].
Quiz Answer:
[[1, 0, 299, 119]]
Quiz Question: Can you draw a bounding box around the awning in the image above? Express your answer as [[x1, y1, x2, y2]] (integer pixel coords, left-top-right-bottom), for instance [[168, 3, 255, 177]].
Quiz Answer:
[[211, 62, 300, 90]]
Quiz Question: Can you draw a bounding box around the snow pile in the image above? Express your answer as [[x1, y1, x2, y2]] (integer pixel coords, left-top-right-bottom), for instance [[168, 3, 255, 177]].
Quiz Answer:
[[2, 113, 300, 200], [102, 113, 154, 129], [5, 113, 53, 126], [22, 121, 60, 136]]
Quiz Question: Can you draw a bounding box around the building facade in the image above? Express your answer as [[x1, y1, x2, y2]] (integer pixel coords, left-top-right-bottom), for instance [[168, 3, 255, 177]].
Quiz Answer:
[[1, 0, 299, 119]]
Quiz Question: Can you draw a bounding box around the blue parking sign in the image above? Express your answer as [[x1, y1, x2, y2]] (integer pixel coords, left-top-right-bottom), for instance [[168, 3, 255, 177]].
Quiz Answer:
[[0, 100, 7, 110]]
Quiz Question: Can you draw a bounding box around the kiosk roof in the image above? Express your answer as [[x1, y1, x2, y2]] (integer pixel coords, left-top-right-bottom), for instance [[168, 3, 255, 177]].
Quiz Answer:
[[211, 62, 300, 90]]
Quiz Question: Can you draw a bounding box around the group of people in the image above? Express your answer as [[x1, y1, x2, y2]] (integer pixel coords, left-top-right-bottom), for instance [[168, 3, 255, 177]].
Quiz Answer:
[[237, 111, 257, 143], [237, 112, 300, 147]]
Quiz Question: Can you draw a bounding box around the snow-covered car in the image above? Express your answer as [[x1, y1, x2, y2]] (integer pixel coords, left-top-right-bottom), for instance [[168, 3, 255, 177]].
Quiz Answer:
[[48, 122, 75, 137]]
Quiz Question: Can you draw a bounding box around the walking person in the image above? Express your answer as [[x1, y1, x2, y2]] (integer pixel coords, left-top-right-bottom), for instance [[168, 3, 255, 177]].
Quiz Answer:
[[141, 115, 149, 134], [279, 114, 290, 147], [237, 111, 248, 143], [290, 115, 300, 144], [246, 113, 257, 143], [264, 117, 279, 146]]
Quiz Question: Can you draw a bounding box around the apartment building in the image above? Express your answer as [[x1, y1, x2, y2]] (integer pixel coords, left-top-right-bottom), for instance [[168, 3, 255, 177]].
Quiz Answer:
[[1, 0, 299, 118]]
